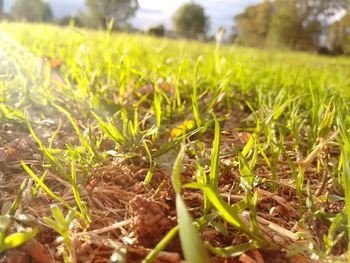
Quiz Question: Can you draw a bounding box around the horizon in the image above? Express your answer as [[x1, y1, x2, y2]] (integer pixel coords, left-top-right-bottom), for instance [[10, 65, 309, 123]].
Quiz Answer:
[[3, 0, 261, 35]]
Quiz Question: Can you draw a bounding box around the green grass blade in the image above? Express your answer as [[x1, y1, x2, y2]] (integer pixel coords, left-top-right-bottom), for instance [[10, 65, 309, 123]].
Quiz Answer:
[[153, 86, 162, 131], [92, 112, 126, 145], [70, 160, 91, 225], [1, 228, 39, 253], [176, 194, 210, 263], [143, 140, 155, 184], [192, 56, 202, 127], [25, 115, 67, 177], [54, 104, 95, 159], [242, 121, 262, 157], [51, 205, 67, 229], [205, 242, 256, 257], [209, 114, 220, 187], [143, 226, 179, 263], [22, 161, 73, 211], [185, 182, 249, 233], [171, 144, 210, 262], [337, 115, 350, 259], [171, 144, 185, 194], [318, 102, 336, 139]]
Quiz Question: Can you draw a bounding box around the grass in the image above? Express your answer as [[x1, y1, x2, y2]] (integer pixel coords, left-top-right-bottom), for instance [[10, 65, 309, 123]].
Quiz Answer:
[[0, 21, 350, 262]]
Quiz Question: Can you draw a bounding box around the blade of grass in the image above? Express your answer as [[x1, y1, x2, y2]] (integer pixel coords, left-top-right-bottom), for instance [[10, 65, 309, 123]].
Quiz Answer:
[[205, 242, 256, 257], [25, 115, 67, 178], [337, 114, 350, 260], [143, 140, 155, 184], [209, 113, 220, 188], [172, 144, 210, 263], [192, 56, 202, 127], [22, 161, 74, 212], [143, 226, 179, 263], [1, 228, 39, 253], [176, 195, 210, 263], [70, 159, 91, 225], [92, 111, 126, 145], [185, 182, 269, 247], [54, 104, 96, 160]]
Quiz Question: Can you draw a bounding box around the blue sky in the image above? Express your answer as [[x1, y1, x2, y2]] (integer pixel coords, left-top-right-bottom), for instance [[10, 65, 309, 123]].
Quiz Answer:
[[4, 0, 262, 35]]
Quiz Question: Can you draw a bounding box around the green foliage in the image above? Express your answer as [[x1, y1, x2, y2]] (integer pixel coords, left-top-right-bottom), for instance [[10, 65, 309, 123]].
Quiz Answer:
[[143, 140, 155, 184], [172, 145, 210, 263], [22, 162, 74, 212], [267, 0, 320, 50], [92, 110, 157, 156], [42, 2, 53, 22], [176, 194, 210, 263], [11, 0, 52, 22], [205, 242, 256, 257], [192, 56, 201, 127], [92, 112, 126, 146], [338, 113, 350, 257], [54, 104, 100, 163], [84, 0, 138, 29], [185, 183, 269, 248], [234, 1, 274, 47], [0, 181, 39, 253], [147, 24, 165, 37], [171, 145, 186, 194], [235, 0, 348, 51], [209, 114, 220, 188], [317, 102, 336, 140], [69, 159, 91, 225], [327, 13, 350, 55], [143, 226, 179, 262], [25, 115, 68, 177], [173, 2, 208, 39], [43, 205, 76, 263], [0, 0, 4, 20], [0, 225, 39, 253], [1, 22, 350, 261]]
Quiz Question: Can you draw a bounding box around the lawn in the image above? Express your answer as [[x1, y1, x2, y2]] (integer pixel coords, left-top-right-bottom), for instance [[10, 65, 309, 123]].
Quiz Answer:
[[0, 22, 350, 263]]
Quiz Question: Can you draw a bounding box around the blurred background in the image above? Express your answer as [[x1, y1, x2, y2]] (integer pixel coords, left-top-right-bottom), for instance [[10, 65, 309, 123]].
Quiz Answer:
[[0, 0, 349, 55]]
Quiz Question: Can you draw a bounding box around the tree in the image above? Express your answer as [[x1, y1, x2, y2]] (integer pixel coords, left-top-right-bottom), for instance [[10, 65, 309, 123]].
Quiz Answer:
[[84, 0, 138, 29], [266, 0, 320, 50], [234, 1, 274, 47], [11, 0, 53, 22], [291, 0, 350, 23], [42, 2, 53, 22], [172, 2, 208, 38], [147, 24, 165, 37], [268, 0, 350, 50], [327, 13, 350, 54], [0, 0, 3, 20], [234, 0, 350, 50], [12, 0, 43, 22]]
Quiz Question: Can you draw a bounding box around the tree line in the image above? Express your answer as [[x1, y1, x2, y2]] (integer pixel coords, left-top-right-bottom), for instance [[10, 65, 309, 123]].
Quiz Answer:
[[0, 0, 350, 54], [234, 0, 350, 54], [0, 0, 206, 38]]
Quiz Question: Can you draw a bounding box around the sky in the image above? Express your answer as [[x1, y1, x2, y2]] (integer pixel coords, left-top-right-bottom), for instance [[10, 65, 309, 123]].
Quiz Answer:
[[4, 0, 262, 35], [132, 0, 261, 35]]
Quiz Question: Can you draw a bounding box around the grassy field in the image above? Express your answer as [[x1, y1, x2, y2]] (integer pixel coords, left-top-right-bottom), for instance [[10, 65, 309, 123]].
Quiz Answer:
[[1, 22, 350, 262]]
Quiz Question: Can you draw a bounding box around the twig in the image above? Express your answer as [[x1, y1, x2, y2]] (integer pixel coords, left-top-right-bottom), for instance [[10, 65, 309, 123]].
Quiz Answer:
[[74, 219, 132, 237], [315, 171, 328, 197]]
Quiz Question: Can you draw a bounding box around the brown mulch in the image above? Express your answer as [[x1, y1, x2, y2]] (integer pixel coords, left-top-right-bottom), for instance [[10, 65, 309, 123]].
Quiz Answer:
[[0, 100, 345, 263]]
